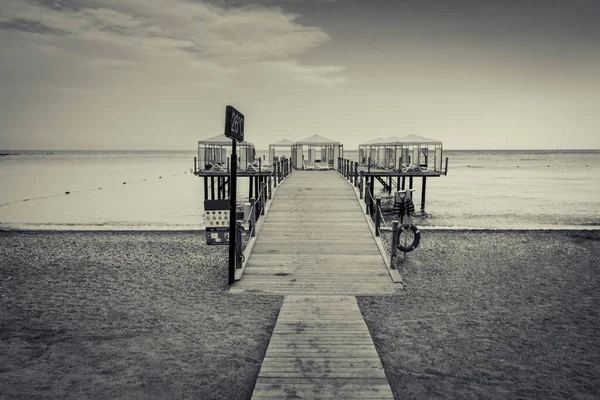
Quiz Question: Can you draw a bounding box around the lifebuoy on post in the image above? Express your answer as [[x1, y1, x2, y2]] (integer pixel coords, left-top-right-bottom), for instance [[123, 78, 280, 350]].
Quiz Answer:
[[396, 223, 421, 252]]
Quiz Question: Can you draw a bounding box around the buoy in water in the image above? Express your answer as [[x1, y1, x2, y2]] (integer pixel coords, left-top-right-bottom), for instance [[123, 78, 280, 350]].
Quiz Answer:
[[65, 191, 70, 194], [123, 182, 126, 184], [159, 176, 162, 179]]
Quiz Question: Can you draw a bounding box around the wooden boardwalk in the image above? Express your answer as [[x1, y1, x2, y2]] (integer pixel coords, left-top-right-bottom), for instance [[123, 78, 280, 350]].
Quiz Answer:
[[231, 170, 397, 296], [252, 296, 393, 399], [230, 171, 397, 399]]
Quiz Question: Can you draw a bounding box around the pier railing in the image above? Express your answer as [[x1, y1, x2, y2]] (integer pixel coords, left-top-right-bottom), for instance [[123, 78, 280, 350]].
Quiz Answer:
[[337, 157, 390, 237]]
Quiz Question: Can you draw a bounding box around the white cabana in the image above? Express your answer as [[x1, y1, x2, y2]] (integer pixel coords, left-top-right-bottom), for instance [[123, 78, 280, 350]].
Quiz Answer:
[[384, 134, 444, 171], [358, 137, 384, 166], [197, 134, 255, 172], [358, 134, 443, 171], [268, 138, 294, 163], [291, 134, 343, 170]]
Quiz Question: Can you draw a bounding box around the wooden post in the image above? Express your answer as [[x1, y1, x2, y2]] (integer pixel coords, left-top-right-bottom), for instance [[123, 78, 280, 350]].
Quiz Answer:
[[249, 175, 254, 201], [402, 176, 406, 190], [368, 157, 371, 173], [396, 176, 400, 192], [388, 176, 392, 194], [445, 157, 449, 175], [203, 177, 208, 200], [409, 176, 413, 190], [261, 182, 266, 216], [254, 176, 259, 202], [250, 198, 256, 237], [217, 176, 222, 200], [268, 175, 272, 199], [421, 176, 427, 213], [391, 220, 399, 266], [210, 176, 215, 200], [370, 177, 375, 217], [365, 177, 369, 214], [375, 198, 381, 237], [354, 163, 358, 187], [273, 167, 277, 188], [258, 158, 262, 172], [359, 172, 364, 199], [194, 157, 197, 174]]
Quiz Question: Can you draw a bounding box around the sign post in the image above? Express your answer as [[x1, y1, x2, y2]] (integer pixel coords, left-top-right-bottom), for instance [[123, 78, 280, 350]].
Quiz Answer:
[[224, 105, 244, 285]]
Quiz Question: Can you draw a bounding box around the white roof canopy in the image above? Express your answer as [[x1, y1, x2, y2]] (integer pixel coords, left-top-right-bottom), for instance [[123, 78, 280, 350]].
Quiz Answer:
[[198, 134, 253, 146], [295, 134, 340, 146]]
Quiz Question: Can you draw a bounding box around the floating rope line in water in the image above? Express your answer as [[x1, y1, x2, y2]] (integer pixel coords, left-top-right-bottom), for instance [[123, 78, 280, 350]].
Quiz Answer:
[[0, 171, 192, 208]]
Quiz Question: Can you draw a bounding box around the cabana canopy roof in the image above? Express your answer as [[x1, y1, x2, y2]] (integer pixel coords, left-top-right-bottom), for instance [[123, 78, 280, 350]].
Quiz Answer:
[[270, 138, 294, 146], [380, 134, 442, 146], [360, 137, 384, 146], [295, 134, 340, 146], [198, 134, 253, 146]]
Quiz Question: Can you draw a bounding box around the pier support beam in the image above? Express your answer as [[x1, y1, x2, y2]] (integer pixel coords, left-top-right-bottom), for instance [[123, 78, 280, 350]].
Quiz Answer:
[[421, 176, 427, 213]]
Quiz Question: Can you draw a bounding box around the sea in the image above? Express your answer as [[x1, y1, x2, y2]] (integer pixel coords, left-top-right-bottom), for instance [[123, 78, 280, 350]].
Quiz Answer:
[[0, 149, 598, 230]]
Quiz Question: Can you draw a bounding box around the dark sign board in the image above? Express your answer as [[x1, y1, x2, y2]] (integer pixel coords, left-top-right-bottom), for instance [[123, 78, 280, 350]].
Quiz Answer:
[[224, 105, 244, 142]]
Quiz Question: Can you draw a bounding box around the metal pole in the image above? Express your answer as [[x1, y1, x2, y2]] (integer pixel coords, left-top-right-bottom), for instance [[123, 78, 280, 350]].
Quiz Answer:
[[228, 139, 237, 285]]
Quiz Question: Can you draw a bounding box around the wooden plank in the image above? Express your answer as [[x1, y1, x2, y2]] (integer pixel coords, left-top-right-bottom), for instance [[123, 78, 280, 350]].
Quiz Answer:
[[251, 296, 393, 399], [234, 170, 398, 295]]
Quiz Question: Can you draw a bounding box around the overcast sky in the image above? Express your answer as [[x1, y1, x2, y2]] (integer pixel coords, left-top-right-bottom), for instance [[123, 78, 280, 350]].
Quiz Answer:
[[1, 0, 599, 150]]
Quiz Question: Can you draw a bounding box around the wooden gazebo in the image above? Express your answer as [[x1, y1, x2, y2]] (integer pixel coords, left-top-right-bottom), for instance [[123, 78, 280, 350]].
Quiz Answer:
[[197, 134, 255, 172], [291, 134, 343, 170], [382, 134, 444, 172], [268, 138, 294, 163]]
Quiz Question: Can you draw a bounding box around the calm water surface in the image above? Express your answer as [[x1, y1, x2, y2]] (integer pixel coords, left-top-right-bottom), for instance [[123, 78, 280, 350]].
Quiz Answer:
[[0, 150, 598, 230]]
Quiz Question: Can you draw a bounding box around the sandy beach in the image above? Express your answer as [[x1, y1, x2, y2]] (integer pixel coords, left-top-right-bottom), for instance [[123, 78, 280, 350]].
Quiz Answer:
[[0, 231, 282, 399], [1, 229, 599, 399], [360, 229, 600, 399]]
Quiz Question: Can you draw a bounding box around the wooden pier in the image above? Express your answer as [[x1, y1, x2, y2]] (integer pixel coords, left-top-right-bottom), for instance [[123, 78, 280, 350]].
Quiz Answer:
[[231, 171, 397, 295], [230, 170, 397, 399]]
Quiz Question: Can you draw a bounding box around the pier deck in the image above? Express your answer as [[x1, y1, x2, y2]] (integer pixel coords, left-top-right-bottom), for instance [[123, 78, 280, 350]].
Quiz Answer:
[[231, 170, 396, 295], [230, 171, 397, 399]]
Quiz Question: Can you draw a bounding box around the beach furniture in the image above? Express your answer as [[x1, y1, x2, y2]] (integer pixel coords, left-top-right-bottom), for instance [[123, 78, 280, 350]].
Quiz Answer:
[[209, 162, 227, 172], [316, 161, 330, 170], [302, 160, 315, 170]]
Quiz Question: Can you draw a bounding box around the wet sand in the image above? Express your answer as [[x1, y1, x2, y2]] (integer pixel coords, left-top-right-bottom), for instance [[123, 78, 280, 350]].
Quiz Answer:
[[359, 230, 600, 399]]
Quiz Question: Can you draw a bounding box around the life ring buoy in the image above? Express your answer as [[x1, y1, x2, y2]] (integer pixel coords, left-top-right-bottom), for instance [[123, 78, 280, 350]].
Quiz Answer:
[[401, 167, 408, 173], [397, 224, 421, 252], [419, 166, 428, 172]]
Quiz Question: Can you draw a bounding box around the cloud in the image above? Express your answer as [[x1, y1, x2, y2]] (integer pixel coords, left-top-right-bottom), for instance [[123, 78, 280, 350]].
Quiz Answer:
[[0, 0, 346, 89]]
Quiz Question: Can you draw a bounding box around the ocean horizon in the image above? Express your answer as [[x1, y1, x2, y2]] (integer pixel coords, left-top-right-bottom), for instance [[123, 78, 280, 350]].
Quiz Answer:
[[1, 149, 599, 231]]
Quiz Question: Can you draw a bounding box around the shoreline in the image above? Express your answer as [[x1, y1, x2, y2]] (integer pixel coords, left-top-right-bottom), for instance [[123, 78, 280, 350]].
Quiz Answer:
[[2, 226, 600, 234]]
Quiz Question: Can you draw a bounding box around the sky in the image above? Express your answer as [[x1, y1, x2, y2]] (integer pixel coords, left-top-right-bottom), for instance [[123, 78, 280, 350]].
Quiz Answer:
[[0, 0, 599, 150]]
